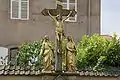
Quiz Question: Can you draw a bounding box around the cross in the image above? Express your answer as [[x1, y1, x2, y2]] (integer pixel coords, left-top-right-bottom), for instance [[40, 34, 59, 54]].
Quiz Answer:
[[41, 0, 77, 72]]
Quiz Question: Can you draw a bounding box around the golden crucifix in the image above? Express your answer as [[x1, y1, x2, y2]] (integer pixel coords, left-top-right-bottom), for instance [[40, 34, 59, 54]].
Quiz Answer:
[[41, 0, 77, 72]]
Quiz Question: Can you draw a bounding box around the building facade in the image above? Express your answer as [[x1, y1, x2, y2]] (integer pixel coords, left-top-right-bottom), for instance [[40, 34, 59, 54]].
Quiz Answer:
[[0, 0, 100, 48]]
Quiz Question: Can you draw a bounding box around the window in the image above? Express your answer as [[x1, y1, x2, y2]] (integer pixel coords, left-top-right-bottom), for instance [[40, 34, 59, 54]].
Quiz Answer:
[[9, 47, 18, 62], [63, 0, 77, 22], [10, 0, 29, 20]]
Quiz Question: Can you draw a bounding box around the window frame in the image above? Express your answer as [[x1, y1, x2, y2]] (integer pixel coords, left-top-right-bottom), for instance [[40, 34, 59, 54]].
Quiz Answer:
[[63, 0, 77, 22], [9, 47, 19, 62], [10, 0, 29, 20]]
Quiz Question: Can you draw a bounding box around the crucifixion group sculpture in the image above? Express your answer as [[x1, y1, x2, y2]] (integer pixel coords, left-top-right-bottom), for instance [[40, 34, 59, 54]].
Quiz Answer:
[[41, 0, 77, 72]]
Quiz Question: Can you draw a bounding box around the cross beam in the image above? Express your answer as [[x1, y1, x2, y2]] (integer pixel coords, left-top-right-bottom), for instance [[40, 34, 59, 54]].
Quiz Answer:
[[41, 9, 76, 17], [41, 0, 76, 17]]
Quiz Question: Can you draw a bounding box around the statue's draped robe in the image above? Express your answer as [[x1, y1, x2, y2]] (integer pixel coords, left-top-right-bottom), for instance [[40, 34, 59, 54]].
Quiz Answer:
[[66, 41, 76, 72], [40, 41, 53, 71]]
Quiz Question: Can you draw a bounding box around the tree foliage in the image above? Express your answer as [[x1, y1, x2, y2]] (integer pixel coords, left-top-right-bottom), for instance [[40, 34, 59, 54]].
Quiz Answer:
[[77, 34, 120, 70], [104, 34, 120, 67]]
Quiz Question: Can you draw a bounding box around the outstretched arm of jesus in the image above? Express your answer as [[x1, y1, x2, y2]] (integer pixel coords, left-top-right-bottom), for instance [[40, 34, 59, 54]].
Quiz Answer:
[[48, 10, 57, 22], [62, 11, 73, 22]]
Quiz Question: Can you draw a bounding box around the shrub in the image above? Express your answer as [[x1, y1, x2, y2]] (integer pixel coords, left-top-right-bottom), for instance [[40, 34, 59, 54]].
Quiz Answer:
[[77, 34, 120, 70], [16, 39, 43, 68], [104, 34, 120, 67]]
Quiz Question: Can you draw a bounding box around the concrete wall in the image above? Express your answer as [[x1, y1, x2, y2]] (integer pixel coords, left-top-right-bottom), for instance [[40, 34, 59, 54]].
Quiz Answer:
[[0, 76, 119, 80], [0, 0, 101, 47]]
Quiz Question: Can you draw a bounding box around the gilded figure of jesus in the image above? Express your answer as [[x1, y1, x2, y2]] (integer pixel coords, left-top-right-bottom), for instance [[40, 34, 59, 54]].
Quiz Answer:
[[48, 10, 73, 41]]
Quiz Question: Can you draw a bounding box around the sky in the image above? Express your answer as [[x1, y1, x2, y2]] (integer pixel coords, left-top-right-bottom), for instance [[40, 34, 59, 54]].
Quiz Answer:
[[101, 0, 120, 36]]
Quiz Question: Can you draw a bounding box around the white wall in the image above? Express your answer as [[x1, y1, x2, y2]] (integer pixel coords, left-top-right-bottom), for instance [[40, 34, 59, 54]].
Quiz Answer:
[[0, 47, 8, 65]]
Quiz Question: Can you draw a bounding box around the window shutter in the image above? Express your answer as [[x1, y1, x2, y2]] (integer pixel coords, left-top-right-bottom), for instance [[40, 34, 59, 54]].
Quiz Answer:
[[11, 0, 19, 19], [21, 0, 29, 20]]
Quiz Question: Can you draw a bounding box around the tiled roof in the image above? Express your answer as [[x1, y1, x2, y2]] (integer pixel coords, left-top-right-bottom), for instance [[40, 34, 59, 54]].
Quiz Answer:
[[0, 65, 120, 76]]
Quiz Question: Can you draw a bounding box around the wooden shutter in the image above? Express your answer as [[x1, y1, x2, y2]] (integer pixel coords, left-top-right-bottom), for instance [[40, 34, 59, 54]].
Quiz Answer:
[[21, 0, 29, 20], [11, 0, 19, 19]]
